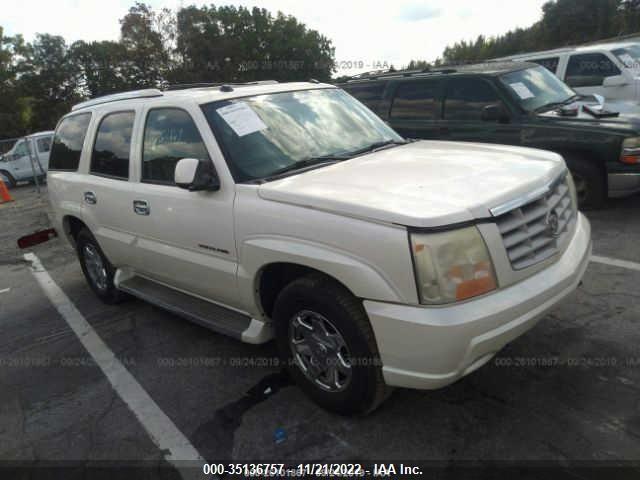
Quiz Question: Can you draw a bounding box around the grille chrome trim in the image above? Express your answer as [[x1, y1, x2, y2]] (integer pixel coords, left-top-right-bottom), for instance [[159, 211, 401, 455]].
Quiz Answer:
[[493, 172, 576, 271], [490, 175, 561, 217]]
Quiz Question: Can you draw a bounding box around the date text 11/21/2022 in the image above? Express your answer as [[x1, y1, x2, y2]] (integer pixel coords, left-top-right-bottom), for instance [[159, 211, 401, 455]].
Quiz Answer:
[[201, 463, 423, 477]]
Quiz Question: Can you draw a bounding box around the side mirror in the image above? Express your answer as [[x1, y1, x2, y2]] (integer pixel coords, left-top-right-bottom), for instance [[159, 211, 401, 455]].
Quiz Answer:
[[175, 158, 220, 191], [603, 75, 628, 87], [481, 104, 509, 123]]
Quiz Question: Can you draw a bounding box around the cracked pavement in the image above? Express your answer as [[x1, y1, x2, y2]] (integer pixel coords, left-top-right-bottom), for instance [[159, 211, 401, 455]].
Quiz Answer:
[[1, 185, 639, 472]]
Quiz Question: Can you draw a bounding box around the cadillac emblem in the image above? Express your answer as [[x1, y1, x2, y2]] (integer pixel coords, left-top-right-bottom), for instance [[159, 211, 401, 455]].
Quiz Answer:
[[545, 210, 560, 237]]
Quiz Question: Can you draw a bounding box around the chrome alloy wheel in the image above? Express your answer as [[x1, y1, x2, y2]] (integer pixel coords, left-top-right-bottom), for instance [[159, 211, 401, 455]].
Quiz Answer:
[[289, 310, 353, 392], [83, 244, 108, 292]]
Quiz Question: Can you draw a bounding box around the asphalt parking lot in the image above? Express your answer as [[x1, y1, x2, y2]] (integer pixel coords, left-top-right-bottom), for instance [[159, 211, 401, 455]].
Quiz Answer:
[[1, 184, 640, 477]]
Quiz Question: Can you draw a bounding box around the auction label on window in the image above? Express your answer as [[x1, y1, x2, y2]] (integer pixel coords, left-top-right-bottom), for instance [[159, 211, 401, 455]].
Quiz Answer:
[[509, 82, 535, 99], [217, 102, 267, 137]]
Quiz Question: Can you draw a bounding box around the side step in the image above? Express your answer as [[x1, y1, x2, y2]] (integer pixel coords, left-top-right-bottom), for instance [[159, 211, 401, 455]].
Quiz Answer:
[[118, 276, 253, 340]]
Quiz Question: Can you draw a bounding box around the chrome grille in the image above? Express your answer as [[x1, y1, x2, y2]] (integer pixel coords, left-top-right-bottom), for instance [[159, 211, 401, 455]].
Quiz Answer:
[[495, 174, 576, 270]]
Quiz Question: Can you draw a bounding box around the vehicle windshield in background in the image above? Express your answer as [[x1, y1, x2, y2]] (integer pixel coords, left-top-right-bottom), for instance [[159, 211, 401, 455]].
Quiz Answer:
[[499, 65, 576, 112], [612, 45, 640, 70], [202, 88, 403, 182]]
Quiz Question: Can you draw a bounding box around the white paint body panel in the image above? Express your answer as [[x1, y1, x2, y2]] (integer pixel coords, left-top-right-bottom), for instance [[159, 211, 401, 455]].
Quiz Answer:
[[259, 140, 565, 228]]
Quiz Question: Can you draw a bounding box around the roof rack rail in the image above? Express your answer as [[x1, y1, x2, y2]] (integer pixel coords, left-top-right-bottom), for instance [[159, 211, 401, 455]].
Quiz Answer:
[[72, 89, 164, 111], [343, 66, 458, 82], [165, 80, 279, 92]]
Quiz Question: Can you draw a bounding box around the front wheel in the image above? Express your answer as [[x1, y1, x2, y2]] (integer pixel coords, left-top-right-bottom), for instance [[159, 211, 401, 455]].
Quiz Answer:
[[564, 155, 605, 209], [273, 274, 390, 415], [0, 171, 16, 189], [76, 228, 127, 304]]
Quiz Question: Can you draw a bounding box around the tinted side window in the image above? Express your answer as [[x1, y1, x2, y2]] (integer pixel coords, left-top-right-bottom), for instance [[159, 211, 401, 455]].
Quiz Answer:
[[390, 80, 443, 119], [49, 113, 92, 171], [90, 111, 134, 179], [142, 109, 209, 184], [343, 82, 386, 111], [530, 57, 559, 73], [444, 78, 501, 121], [37, 137, 52, 153], [566, 53, 621, 87]]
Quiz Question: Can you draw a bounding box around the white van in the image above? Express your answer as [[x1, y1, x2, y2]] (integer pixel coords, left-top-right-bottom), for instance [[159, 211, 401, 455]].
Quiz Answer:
[[0, 131, 54, 187], [496, 41, 640, 102]]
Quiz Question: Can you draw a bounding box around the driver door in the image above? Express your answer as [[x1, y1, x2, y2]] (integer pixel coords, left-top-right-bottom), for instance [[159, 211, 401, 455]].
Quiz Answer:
[[128, 105, 240, 308]]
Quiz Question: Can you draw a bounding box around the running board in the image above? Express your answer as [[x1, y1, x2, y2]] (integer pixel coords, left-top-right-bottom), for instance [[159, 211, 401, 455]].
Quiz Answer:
[[117, 275, 272, 343]]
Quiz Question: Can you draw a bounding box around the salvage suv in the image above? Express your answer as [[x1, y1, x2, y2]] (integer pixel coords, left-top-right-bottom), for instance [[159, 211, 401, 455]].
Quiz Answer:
[[47, 82, 591, 414]]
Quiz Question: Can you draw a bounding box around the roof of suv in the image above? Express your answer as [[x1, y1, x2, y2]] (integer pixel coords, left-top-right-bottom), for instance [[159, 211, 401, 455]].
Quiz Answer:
[[71, 81, 334, 112], [340, 62, 534, 84]]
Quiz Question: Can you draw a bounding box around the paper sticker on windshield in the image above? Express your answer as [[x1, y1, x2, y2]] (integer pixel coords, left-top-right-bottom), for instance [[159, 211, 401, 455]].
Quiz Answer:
[[216, 102, 267, 137], [509, 82, 535, 100]]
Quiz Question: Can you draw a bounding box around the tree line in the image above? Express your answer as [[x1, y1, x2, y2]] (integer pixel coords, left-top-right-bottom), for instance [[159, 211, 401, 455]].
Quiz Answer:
[[0, 3, 335, 139], [440, 0, 640, 64]]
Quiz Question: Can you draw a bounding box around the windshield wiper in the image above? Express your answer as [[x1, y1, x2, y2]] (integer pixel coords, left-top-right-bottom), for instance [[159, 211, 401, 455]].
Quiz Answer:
[[535, 94, 582, 113], [258, 154, 348, 182], [343, 139, 408, 157]]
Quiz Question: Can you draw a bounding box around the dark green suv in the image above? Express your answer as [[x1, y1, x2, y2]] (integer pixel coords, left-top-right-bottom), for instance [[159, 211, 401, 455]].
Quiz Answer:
[[339, 62, 640, 208]]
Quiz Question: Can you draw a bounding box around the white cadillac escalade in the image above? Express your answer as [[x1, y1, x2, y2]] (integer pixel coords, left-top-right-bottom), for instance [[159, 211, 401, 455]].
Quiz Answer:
[[47, 81, 592, 414]]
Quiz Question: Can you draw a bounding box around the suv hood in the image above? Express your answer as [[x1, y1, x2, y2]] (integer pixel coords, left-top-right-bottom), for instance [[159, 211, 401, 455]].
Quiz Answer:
[[258, 141, 566, 228]]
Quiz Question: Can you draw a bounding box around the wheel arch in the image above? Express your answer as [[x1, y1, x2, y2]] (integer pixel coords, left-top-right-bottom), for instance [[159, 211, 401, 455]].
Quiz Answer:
[[241, 237, 408, 319], [62, 215, 89, 248]]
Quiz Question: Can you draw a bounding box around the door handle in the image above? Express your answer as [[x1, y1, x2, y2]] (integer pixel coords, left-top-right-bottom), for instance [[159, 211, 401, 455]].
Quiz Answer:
[[133, 200, 150, 216], [84, 191, 97, 205], [439, 126, 450, 135]]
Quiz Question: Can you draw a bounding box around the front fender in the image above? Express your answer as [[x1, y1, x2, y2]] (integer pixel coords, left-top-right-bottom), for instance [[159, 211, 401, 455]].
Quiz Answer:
[[237, 235, 409, 317]]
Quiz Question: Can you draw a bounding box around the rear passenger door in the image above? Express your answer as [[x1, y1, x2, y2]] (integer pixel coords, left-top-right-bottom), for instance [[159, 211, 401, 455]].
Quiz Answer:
[[386, 79, 445, 139], [81, 110, 139, 268], [442, 76, 521, 146], [127, 105, 240, 308]]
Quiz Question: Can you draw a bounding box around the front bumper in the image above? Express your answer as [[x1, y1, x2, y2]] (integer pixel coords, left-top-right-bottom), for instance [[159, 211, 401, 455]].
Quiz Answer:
[[608, 172, 640, 197], [365, 213, 592, 390]]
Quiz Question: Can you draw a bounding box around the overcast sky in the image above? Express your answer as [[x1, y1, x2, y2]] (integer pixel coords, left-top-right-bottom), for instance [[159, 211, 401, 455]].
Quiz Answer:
[[3, 0, 548, 76]]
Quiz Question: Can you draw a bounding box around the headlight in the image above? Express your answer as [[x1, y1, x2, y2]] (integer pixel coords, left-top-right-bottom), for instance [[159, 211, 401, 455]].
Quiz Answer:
[[621, 137, 640, 164], [566, 170, 578, 209], [410, 226, 497, 305]]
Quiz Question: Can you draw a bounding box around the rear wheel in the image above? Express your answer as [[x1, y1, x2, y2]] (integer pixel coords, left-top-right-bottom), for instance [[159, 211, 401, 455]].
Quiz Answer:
[[273, 274, 390, 415], [564, 154, 605, 209], [0, 171, 16, 189], [76, 228, 127, 304]]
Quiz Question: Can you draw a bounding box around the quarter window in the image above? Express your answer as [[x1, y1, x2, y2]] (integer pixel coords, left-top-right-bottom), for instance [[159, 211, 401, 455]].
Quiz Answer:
[[90, 111, 134, 179], [565, 53, 621, 87], [49, 113, 92, 171], [142, 108, 210, 184], [390, 80, 443, 119], [444, 78, 503, 121]]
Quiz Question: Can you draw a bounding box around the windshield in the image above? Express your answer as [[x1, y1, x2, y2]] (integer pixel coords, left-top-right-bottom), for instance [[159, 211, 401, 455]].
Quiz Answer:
[[612, 45, 640, 70], [499, 65, 576, 112], [202, 88, 403, 182]]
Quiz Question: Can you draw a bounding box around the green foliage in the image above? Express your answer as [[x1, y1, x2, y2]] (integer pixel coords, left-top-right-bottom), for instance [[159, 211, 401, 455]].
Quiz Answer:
[[0, 3, 335, 139], [442, 0, 640, 64]]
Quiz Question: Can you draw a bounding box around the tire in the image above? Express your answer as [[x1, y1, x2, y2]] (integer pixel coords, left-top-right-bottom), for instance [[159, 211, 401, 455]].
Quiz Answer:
[[76, 228, 127, 304], [563, 154, 605, 209], [0, 170, 16, 189], [273, 274, 391, 415]]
